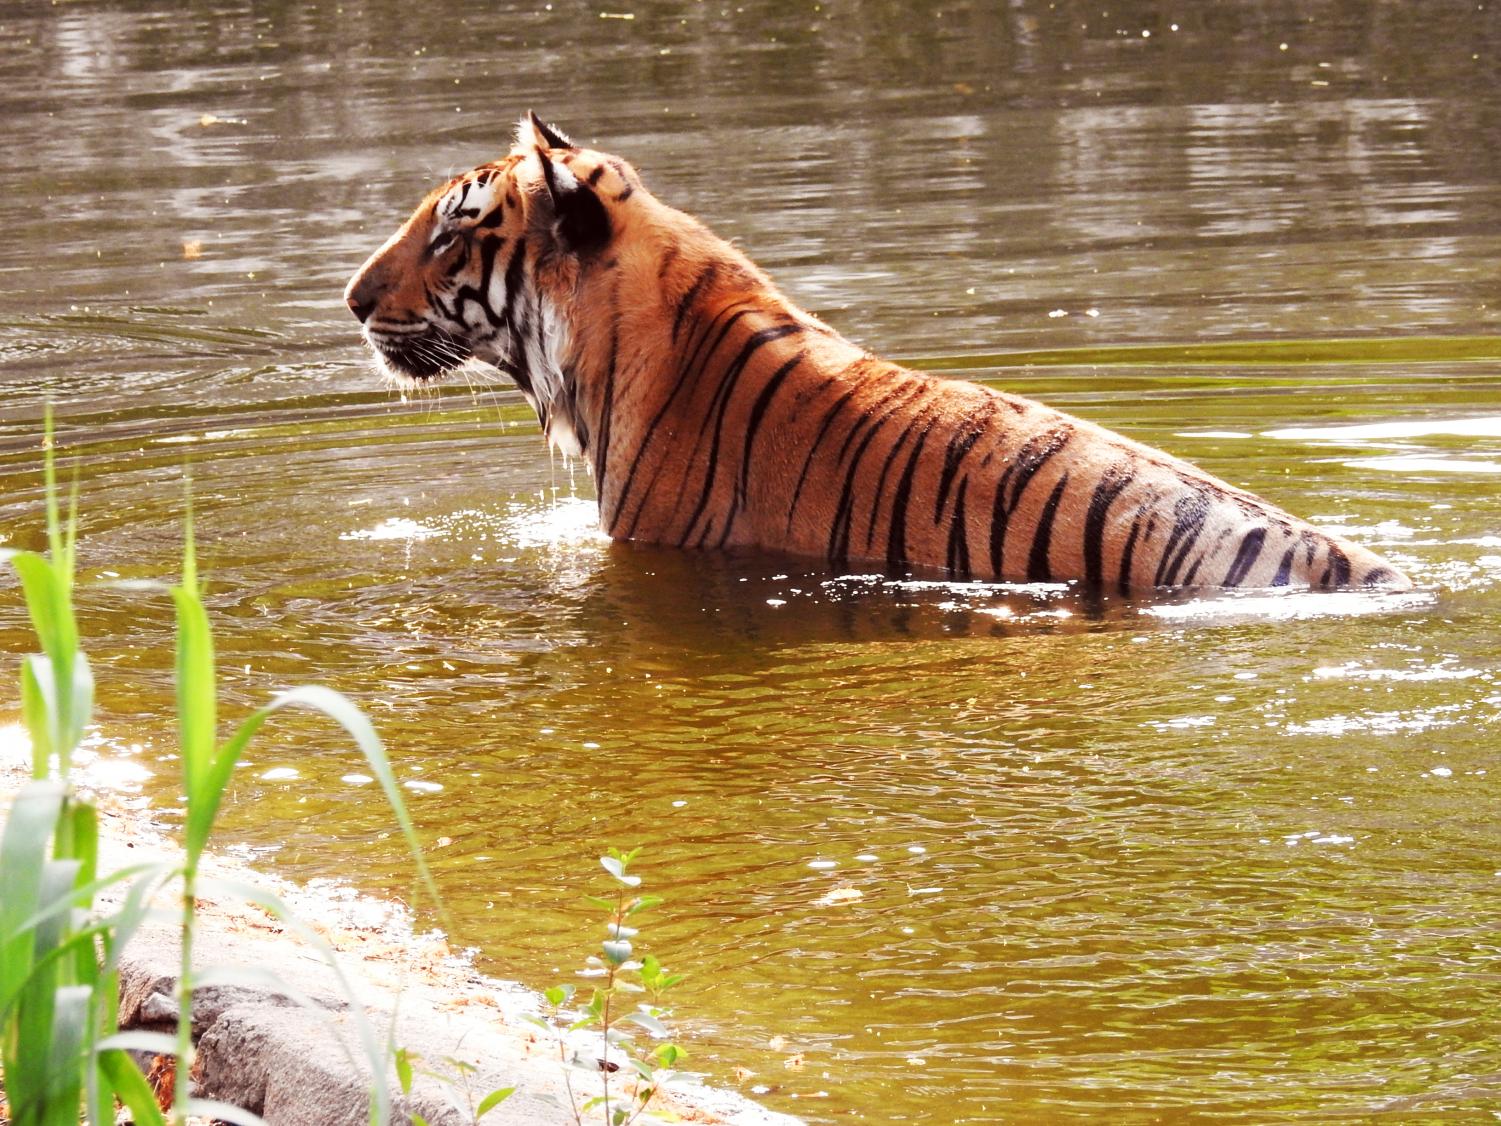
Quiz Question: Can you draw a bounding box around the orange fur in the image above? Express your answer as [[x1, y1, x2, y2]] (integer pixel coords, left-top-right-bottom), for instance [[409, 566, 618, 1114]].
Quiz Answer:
[[346, 115, 1410, 594]]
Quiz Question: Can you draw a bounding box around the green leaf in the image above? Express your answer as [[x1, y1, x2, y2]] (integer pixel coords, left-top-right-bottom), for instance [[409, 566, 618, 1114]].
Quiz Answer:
[[12, 552, 65, 667], [440, 1055, 476, 1076], [394, 1045, 415, 1095], [98, 1029, 179, 1056], [0, 781, 64, 1014], [476, 1086, 515, 1117], [600, 856, 642, 889], [627, 1057, 655, 1081], [544, 983, 575, 1007], [619, 1010, 669, 1038], [19, 654, 54, 776], [33, 858, 83, 961], [97, 1049, 168, 1126], [624, 894, 663, 917], [43, 983, 91, 1122], [172, 580, 218, 837], [651, 1042, 684, 1067], [602, 939, 632, 965], [263, 686, 444, 919]]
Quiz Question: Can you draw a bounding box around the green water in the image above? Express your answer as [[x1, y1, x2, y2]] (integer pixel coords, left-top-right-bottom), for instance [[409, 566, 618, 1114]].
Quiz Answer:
[[3, 2, 1500, 1121]]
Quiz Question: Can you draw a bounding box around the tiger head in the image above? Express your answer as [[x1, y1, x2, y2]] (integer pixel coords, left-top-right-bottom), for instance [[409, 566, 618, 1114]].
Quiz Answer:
[[343, 112, 639, 457]]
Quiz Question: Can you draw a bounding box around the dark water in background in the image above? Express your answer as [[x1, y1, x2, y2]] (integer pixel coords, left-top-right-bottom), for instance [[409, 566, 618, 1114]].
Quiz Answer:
[[3, 2, 1501, 1120]]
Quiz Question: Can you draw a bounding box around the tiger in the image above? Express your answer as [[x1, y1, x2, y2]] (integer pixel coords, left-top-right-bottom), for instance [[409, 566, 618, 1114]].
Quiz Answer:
[[344, 112, 1412, 595]]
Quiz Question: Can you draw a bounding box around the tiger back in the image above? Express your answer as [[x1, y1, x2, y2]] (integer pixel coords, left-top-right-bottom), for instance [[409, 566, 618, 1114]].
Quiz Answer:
[[344, 113, 1411, 595]]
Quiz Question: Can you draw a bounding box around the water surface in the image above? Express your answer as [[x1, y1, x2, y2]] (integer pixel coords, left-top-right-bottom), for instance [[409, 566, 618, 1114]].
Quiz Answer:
[[3, 2, 1500, 1121]]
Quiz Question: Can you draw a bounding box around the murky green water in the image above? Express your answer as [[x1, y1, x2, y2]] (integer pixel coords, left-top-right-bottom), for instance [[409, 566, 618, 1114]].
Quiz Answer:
[[3, 2, 1501, 1121]]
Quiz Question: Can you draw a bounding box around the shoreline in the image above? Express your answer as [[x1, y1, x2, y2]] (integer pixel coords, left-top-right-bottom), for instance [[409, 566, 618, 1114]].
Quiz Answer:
[[0, 737, 800, 1126]]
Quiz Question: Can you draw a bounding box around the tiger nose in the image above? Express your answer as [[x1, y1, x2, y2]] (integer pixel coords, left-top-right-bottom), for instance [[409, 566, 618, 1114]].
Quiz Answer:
[[344, 275, 377, 323]]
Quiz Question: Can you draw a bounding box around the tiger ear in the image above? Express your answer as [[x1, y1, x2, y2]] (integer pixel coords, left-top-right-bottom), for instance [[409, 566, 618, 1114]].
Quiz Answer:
[[517, 110, 573, 151], [535, 150, 612, 256]]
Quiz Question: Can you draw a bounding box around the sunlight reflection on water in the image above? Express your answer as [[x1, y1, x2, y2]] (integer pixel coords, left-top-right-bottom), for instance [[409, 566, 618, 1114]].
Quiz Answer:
[[1144, 589, 1433, 622]]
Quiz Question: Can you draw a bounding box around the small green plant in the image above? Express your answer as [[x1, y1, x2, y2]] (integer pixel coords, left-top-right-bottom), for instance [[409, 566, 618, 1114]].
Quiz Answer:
[[0, 421, 441, 1125], [393, 1046, 515, 1125], [527, 847, 686, 1126]]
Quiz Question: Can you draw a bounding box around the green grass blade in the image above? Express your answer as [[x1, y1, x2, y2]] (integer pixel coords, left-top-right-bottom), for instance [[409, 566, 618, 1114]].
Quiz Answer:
[[62, 794, 98, 890], [42, 984, 91, 1126], [267, 685, 443, 921], [1, 783, 65, 1123], [97, 1029, 178, 1055], [1, 781, 64, 1009], [476, 1086, 516, 1117], [33, 858, 84, 959], [19, 654, 55, 778], [43, 406, 62, 564], [97, 1048, 168, 1126], [14, 641, 90, 778], [88, 963, 122, 1126], [66, 651, 94, 773], [183, 707, 271, 865], [11, 550, 69, 663], [9, 863, 170, 943], [98, 862, 179, 974], [191, 686, 443, 924], [171, 584, 217, 838]]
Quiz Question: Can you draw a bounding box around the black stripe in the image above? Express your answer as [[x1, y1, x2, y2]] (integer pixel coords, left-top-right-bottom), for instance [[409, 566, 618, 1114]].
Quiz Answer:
[[499, 237, 528, 330], [615, 302, 755, 536], [1325, 543, 1351, 588], [885, 415, 939, 573], [945, 478, 971, 579], [1221, 527, 1268, 587], [681, 324, 805, 544], [1272, 546, 1296, 586], [1153, 490, 1211, 587], [1027, 474, 1070, 582], [672, 264, 719, 341], [934, 398, 997, 522], [1118, 514, 1144, 596], [864, 399, 936, 554], [1082, 466, 1134, 589], [826, 387, 926, 567], [726, 351, 805, 540], [987, 425, 1074, 578], [593, 294, 620, 504], [785, 377, 903, 535]]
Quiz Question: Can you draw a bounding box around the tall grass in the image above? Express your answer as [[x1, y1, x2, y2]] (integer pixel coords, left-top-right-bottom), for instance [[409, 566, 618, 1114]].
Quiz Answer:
[[0, 420, 440, 1125]]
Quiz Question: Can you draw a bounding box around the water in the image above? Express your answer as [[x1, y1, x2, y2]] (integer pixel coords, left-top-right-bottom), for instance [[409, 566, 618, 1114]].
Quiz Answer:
[[3, 1, 1501, 1120]]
